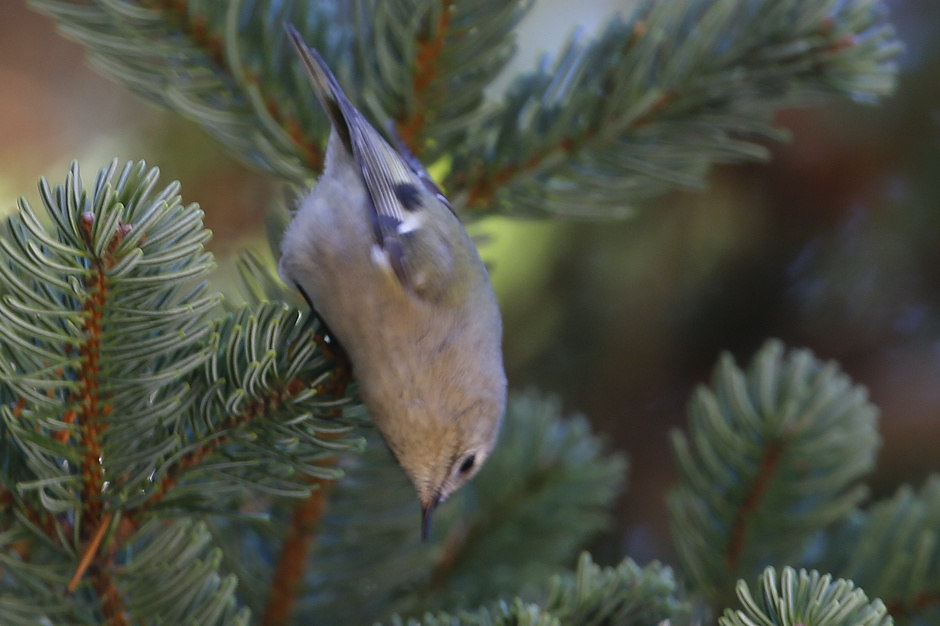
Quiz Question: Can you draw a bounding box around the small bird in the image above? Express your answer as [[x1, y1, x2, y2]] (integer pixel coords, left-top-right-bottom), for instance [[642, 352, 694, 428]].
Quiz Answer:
[[279, 24, 507, 539]]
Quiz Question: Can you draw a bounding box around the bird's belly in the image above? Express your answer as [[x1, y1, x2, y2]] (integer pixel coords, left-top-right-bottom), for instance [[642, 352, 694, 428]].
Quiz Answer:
[[278, 178, 476, 420], [287, 219, 443, 376]]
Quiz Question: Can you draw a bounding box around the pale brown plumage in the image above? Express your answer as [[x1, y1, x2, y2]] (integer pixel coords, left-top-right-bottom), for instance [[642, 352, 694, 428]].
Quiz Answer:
[[279, 25, 507, 539]]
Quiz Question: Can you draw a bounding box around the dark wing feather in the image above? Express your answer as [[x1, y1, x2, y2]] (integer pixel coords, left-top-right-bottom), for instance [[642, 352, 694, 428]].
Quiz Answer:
[[285, 23, 438, 291], [385, 121, 455, 214]]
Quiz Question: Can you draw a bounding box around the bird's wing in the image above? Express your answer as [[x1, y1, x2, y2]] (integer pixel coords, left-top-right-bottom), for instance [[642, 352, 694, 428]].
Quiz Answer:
[[285, 24, 457, 299], [385, 121, 455, 216]]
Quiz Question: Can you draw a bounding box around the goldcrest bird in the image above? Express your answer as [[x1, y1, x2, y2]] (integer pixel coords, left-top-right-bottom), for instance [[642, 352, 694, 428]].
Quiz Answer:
[[279, 25, 507, 539]]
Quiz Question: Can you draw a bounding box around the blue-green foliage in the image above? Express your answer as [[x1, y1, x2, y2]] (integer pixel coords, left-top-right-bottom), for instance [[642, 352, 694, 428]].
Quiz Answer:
[[720, 567, 891, 626], [819, 476, 940, 626], [2, 0, 926, 624], [29, 0, 901, 217], [669, 341, 880, 605], [216, 391, 626, 625], [0, 161, 361, 625], [388, 552, 688, 626]]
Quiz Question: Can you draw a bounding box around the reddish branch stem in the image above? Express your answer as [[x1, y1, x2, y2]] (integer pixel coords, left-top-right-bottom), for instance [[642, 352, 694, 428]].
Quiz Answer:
[[67, 216, 129, 621], [396, 0, 455, 153], [260, 365, 350, 626], [146, 378, 309, 506], [78, 260, 107, 526], [68, 511, 113, 594], [153, 0, 324, 170], [91, 565, 130, 626], [152, 0, 227, 67], [261, 473, 336, 626], [725, 440, 784, 570]]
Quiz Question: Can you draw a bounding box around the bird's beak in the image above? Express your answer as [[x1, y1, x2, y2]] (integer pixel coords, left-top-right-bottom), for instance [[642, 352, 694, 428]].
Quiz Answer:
[[421, 493, 440, 541]]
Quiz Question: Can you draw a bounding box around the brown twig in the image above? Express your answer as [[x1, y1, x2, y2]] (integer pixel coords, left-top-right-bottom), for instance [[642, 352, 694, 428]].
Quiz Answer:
[[261, 472, 336, 626], [395, 0, 455, 153], [151, 0, 227, 67], [260, 363, 351, 626], [60, 215, 131, 622], [68, 511, 113, 594], [77, 258, 107, 526], [725, 440, 784, 570], [91, 564, 130, 626], [145, 381, 302, 507]]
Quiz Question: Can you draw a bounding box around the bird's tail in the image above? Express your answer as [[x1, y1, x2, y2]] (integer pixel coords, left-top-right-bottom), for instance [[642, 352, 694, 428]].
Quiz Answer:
[[283, 23, 355, 151]]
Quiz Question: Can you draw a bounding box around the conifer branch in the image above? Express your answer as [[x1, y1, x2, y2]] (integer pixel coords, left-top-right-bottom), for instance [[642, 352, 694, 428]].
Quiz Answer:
[[29, 0, 331, 179], [358, 0, 530, 161], [447, 0, 902, 217], [147, 375, 312, 508], [720, 567, 891, 626], [261, 473, 334, 626], [75, 212, 125, 534], [0, 161, 360, 624], [394, 0, 455, 151], [151, 0, 230, 69], [149, 0, 332, 174], [668, 340, 880, 607], [90, 561, 130, 626], [817, 476, 940, 626], [726, 439, 783, 570], [31, 0, 900, 219], [545, 553, 689, 626], [0, 160, 221, 622]]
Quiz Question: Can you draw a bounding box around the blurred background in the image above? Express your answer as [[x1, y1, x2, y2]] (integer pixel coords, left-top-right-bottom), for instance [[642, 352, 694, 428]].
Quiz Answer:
[[2, 0, 939, 566]]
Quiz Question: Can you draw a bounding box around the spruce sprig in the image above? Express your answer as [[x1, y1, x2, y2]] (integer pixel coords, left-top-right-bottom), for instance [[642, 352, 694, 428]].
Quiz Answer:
[[0, 160, 360, 625], [30, 0, 901, 218]]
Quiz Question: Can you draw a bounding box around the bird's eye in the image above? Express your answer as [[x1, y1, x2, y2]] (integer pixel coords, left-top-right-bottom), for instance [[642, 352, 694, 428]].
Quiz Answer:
[[458, 455, 476, 474]]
